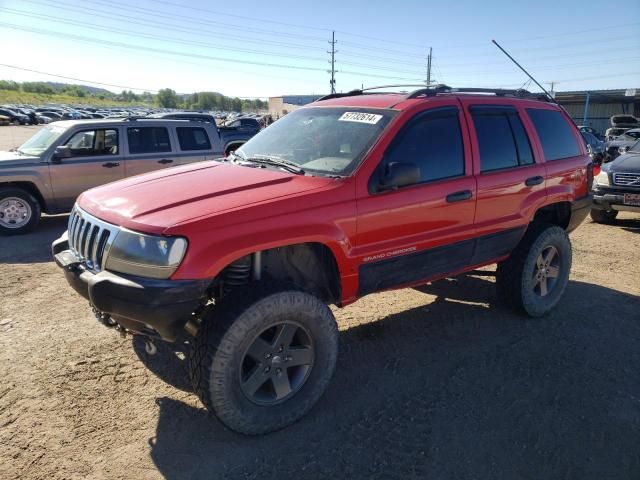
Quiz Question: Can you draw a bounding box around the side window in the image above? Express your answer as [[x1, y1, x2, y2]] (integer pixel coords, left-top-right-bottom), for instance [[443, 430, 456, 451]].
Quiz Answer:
[[127, 127, 171, 154], [382, 107, 465, 185], [64, 129, 118, 156], [176, 127, 212, 151], [471, 107, 534, 172], [526, 108, 581, 161]]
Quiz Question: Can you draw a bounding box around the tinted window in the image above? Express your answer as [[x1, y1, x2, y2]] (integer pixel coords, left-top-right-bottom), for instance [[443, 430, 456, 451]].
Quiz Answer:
[[64, 129, 118, 156], [472, 108, 534, 171], [527, 108, 580, 161], [383, 108, 464, 184], [177, 127, 212, 151], [127, 127, 171, 154]]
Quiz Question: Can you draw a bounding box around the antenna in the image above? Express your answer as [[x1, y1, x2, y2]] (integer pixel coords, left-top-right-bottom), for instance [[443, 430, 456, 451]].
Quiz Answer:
[[491, 39, 557, 103]]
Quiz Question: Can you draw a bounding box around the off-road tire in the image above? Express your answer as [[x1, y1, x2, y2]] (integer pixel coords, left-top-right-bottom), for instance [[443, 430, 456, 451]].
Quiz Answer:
[[496, 224, 572, 317], [590, 208, 618, 224], [189, 283, 339, 435], [0, 187, 41, 235]]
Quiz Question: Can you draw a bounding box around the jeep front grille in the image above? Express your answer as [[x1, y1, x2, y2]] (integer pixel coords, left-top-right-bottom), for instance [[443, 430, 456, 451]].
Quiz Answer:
[[613, 172, 640, 187], [67, 207, 119, 271]]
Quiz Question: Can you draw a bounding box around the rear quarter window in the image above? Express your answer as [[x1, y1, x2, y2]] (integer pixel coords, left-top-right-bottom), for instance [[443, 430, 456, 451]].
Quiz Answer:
[[526, 108, 581, 161], [177, 127, 212, 151]]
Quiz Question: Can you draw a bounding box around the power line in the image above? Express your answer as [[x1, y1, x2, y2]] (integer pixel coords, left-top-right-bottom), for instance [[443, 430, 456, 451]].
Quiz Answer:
[[0, 23, 425, 83], [0, 63, 158, 92]]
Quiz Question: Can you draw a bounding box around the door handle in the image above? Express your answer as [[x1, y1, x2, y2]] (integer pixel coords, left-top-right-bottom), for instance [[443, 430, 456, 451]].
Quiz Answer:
[[158, 158, 173, 164], [525, 175, 544, 187], [102, 162, 120, 168], [446, 190, 473, 203]]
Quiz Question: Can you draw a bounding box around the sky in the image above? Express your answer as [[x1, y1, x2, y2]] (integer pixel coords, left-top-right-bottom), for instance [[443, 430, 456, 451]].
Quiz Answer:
[[0, 0, 639, 98]]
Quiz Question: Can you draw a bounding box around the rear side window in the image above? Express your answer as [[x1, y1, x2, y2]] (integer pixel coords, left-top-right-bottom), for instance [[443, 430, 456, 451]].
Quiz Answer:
[[383, 107, 465, 184], [176, 127, 212, 151], [127, 127, 171, 154], [471, 107, 534, 172], [526, 108, 580, 161]]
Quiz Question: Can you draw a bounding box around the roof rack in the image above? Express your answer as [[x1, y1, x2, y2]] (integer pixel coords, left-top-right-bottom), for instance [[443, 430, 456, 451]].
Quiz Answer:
[[315, 84, 551, 104], [406, 85, 550, 101]]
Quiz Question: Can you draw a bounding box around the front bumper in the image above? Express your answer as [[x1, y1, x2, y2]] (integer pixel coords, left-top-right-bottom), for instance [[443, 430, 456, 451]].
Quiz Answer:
[[52, 233, 210, 341], [592, 186, 640, 214]]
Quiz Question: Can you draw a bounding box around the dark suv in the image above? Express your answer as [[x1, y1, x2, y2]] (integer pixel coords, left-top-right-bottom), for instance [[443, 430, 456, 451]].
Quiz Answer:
[[591, 139, 640, 223], [53, 86, 592, 435]]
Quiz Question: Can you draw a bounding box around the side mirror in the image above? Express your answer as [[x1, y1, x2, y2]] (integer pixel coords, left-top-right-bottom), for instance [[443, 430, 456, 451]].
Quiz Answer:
[[52, 145, 72, 162], [378, 162, 421, 191]]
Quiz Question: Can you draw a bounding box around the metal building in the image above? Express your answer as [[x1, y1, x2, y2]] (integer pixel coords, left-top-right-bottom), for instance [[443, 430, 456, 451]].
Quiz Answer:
[[555, 89, 639, 134]]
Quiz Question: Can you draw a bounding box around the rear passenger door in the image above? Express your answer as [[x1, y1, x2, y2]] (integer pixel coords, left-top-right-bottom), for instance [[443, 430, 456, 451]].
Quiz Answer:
[[173, 126, 215, 165], [124, 125, 175, 177], [463, 101, 546, 253]]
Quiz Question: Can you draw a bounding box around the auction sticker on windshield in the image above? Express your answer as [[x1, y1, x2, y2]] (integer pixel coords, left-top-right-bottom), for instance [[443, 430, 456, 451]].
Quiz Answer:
[[339, 112, 383, 124]]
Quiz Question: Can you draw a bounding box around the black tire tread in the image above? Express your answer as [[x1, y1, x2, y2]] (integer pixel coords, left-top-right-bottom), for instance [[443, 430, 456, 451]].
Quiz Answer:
[[189, 281, 338, 435], [496, 224, 571, 317], [590, 208, 618, 224]]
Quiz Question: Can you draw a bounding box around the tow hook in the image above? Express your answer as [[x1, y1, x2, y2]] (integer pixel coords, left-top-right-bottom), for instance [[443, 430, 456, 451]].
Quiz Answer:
[[144, 340, 158, 356], [92, 307, 117, 328]]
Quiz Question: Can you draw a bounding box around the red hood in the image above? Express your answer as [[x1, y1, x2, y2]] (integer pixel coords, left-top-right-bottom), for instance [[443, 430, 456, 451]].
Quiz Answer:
[[78, 161, 334, 234]]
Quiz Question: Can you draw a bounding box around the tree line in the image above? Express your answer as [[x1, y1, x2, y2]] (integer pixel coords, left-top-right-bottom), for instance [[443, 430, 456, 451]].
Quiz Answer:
[[0, 80, 267, 112]]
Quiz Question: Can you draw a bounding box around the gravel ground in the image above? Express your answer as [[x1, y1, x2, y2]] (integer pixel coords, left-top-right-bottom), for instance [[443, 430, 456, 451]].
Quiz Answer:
[[1, 125, 639, 479]]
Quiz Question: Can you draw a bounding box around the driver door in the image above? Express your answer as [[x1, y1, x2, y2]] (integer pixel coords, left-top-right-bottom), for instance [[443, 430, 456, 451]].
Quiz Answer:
[[48, 127, 125, 210]]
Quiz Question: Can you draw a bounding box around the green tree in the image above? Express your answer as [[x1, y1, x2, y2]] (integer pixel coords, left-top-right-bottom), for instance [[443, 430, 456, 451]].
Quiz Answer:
[[156, 88, 179, 108]]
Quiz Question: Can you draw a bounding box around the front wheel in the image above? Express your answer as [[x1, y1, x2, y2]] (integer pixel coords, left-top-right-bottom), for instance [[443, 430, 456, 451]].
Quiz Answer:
[[0, 187, 41, 235], [496, 225, 572, 317], [590, 208, 618, 224], [189, 284, 338, 435]]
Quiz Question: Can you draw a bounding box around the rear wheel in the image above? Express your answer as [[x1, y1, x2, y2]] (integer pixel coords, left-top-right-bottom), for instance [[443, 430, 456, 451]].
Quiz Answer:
[[496, 225, 572, 317], [0, 187, 41, 235], [189, 283, 338, 435], [590, 208, 618, 224]]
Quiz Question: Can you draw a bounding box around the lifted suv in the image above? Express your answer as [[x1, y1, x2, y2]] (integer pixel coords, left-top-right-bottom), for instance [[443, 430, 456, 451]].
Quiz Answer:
[[53, 86, 593, 434]]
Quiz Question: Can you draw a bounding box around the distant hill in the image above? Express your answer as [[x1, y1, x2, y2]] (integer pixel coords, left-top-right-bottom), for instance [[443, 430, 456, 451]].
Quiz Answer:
[[42, 82, 115, 95]]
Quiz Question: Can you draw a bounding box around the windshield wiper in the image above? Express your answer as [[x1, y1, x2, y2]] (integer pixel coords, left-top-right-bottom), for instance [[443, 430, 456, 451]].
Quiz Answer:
[[236, 154, 305, 175]]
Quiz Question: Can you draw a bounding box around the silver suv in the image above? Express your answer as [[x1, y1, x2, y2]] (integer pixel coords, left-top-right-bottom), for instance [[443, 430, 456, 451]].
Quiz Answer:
[[0, 118, 224, 234]]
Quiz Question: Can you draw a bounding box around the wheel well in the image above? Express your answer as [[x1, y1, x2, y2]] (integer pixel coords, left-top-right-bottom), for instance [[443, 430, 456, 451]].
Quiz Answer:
[[216, 243, 341, 305], [224, 142, 245, 155], [0, 181, 46, 211], [532, 202, 571, 229]]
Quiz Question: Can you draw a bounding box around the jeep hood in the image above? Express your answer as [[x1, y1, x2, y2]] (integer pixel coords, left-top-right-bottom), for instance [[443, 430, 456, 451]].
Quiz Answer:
[[0, 150, 41, 166], [78, 161, 335, 233]]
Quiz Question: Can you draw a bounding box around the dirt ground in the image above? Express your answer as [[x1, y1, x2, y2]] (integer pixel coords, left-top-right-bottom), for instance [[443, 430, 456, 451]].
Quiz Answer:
[[1, 125, 639, 479]]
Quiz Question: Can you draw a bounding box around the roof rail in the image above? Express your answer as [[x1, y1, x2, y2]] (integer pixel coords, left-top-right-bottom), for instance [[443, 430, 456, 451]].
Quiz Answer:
[[315, 84, 428, 102], [407, 85, 550, 101]]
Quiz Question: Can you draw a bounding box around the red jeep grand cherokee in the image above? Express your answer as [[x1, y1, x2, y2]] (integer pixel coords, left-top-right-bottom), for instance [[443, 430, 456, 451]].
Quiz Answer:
[[53, 86, 593, 434]]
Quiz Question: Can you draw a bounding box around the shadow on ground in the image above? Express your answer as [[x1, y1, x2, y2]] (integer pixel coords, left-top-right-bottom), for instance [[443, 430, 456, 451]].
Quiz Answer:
[[0, 215, 68, 263], [142, 274, 640, 480]]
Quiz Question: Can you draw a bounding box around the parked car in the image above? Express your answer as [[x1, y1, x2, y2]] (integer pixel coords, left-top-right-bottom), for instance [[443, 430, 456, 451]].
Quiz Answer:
[[51, 86, 592, 435], [578, 125, 604, 141], [609, 114, 638, 128], [221, 117, 261, 132], [0, 118, 224, 234], [0, 115, 10, 126], [35, 113, 53, 124], [0, 107, 30, 125], [152, 112, 259, 154], [605, 126, 629, 140], [591, 139, 640, 223], [582, 131, 605, 163], [604, 128, 640, 161]]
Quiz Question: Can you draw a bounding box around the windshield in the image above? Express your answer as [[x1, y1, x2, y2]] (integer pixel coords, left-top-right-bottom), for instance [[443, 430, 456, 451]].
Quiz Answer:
[[630, 140, 640, 152], [18, 125, 66, 156], [625, 130, 640, 140], [236, 107, 395, 175]]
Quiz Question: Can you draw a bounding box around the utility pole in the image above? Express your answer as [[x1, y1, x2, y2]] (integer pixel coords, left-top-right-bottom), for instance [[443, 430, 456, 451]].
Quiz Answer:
[[426, 47, 432, 86], [547, 81, 558, 98], [328, 31, 337, 94]]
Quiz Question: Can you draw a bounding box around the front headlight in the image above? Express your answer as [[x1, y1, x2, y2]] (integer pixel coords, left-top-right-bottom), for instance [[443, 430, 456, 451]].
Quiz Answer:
[[104, 229, 188, 279], [594, 171, 610, 186]]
